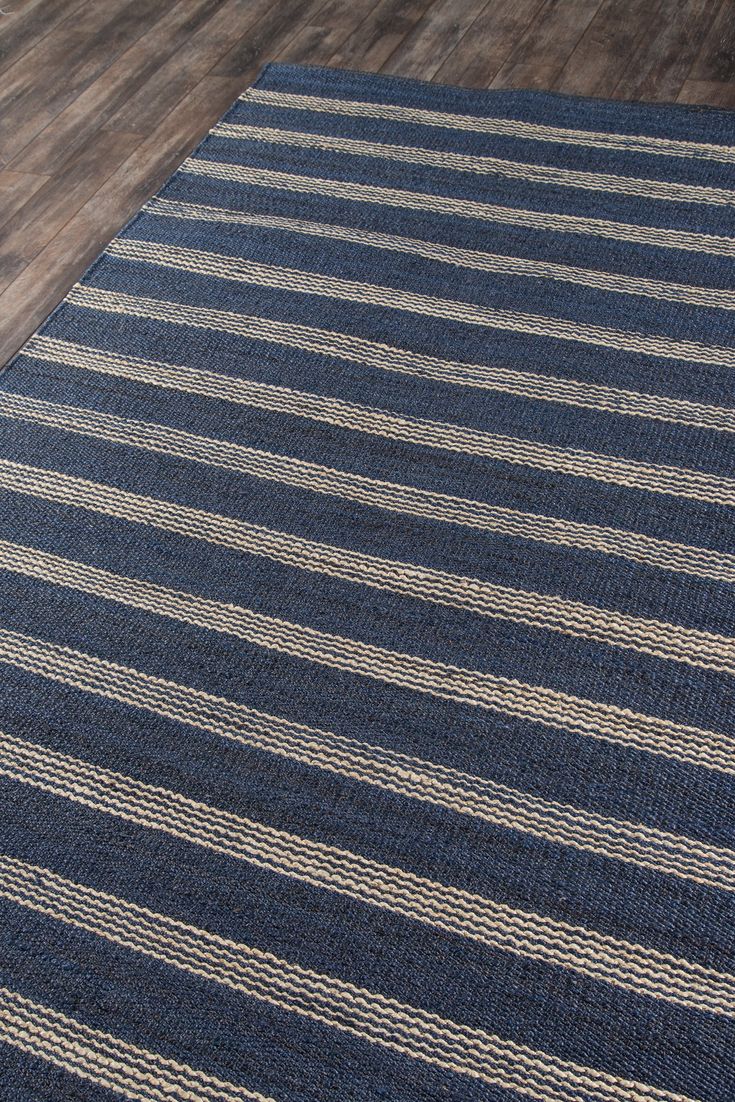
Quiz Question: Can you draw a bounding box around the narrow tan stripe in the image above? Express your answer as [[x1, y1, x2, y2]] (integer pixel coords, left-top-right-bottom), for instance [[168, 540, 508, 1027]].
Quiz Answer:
[[1, 529, 733, 781], [244, 87, 735, 165], [107, 236, 735, 371], [0, 856, 699, 1102], [147, 197, 735, 311], [182, 158, 735, 258], [0, 987, 274, 1102], [213, 120, 735, 207], [64, 285, 735, 433], [1, 442, 734, 674], [2, 625, 733, 893], [20, 336, 735, 506], [3, 401, 734, 588], [3, 729, 734, 1011]]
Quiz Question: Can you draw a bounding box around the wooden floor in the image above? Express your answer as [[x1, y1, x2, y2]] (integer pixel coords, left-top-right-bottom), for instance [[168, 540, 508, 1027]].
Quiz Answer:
[[1, 0, 734, 368]]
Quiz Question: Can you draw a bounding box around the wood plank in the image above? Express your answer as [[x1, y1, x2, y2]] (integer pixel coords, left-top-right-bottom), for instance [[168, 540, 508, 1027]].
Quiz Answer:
[[0, 169, 49, 232], [0, 0, 88, 78], [0, 74, 239, 369], [685, 0, 735, 83], [7, 0, 233, 175], [0, 0, 180, 169], [278, 0, 382, 66], [432, 0, 544, 87], [491, 0, 603, 90], [554, 0, 661, 97], [677, 78, 735, 108], [212, 0, 325, 79], [329, 0, 436, 72], [0, 128, 142, 294], [104, 0, 276, 135], [382, 0, 491, 80], [612, 0, 720, 101]]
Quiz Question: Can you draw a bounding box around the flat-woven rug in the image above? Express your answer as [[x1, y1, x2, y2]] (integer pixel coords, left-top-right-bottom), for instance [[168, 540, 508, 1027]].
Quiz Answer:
[[0, 62, 733, 1102]]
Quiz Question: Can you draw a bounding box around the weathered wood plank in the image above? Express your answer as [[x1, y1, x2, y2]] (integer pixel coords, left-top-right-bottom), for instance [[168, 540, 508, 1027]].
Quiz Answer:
[[7, 0, 234, 174], [554, 0, 660, 97], [382, 0, 491, 80], [612, 0, 720, 101], [329, 0, 436, 72], [0, 129, 142, 294], [278, 0, 382, 66], [0, 0, 180, 168], [432, 0, 544, 87], [491, 0, 603, 90]]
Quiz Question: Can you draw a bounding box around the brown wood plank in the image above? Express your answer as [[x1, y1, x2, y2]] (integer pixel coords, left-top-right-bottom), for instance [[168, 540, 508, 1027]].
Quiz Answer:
[[554, 0, 661, 97], [0, 0, 180, 168], [612, 0, 720, 101], [0, 169, 49, 232], [7, 0, 234, 175], [0, 0, 88, 78], [0, 73, 239, 369], [0, 128, 142, 294], [278, 0, 382, 66], [211, 0, 326, 78], [432, 0, 544, 87], [381, 0, 491, 80], [104, 0, 276, 135], [685, 0, 735, 83], [491, 0, 603, 90], [677, 78, 735, 108], [328, 0, 436, 72]]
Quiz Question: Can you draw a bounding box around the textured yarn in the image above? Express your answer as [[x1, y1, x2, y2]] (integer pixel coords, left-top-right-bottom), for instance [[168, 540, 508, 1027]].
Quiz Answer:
[[0, 63, 733, 1102]]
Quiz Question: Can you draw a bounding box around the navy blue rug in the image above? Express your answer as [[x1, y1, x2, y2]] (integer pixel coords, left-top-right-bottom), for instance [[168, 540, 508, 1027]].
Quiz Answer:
[[0, 62, 734, 1102]]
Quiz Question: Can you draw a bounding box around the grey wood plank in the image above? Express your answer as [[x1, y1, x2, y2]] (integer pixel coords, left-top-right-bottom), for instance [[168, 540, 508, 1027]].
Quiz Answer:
[[432, 0, 544, 87], [329, 0, 436, 72], [7, 0, 234, 175], [382, 0, 491, 80], [491, 0, 603, 90], [612, 0, 720, 101]]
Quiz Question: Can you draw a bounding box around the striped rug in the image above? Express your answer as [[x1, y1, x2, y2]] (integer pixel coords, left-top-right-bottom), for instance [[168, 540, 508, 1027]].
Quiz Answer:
[[0, 62, 733, 1102]]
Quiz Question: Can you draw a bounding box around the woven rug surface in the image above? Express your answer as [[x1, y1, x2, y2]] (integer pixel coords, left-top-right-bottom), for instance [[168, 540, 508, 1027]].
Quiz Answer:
[[1, 62, 734, 1102]]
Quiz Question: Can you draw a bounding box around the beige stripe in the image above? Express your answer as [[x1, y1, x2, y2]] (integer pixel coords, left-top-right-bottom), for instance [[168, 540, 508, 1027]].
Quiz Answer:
[[244, 87, 735, 165], [65, 285, 735, 433], [107, 236, 735, 371], [147, 196, 735, 311], [0, 855, 700, 1102], [21, 336, 735, 506], [3, 407, 734, 588], [213, 120, 735, 207], [2, 450, 734, 675], [1, 530, 733, 779], [0, 987, 275, 1102], [2, 623, 733, 892], [182, 158, 735, 258], [3, 729, 734, 1012]]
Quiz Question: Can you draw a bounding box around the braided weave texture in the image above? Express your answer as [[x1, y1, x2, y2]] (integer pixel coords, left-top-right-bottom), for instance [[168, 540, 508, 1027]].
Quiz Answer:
[[0, 63, 733, 1102]]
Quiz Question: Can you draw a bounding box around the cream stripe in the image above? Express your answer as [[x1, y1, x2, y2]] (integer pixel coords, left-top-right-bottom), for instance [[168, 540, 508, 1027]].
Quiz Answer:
[[1, 530, 733, 780], [147, 196, 735, 311], [0, 987, 272, 1102], [107, 236, 735, 371], [3, 729, 734, 1012], [244, 87, 735, 165], [21, 336, 735, 506], [2, 439, 734, 674], [2, 623, 733, 896], [0, 856, 700, 1102], [65, 285, 735, 433], [3, 400, 734, 587], [212, 120, 735, 207], [182, 158, 735, 258]]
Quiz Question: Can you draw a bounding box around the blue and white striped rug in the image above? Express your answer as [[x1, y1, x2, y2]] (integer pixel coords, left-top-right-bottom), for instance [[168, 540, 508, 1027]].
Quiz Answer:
[[0, 62, 733, 1102]]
